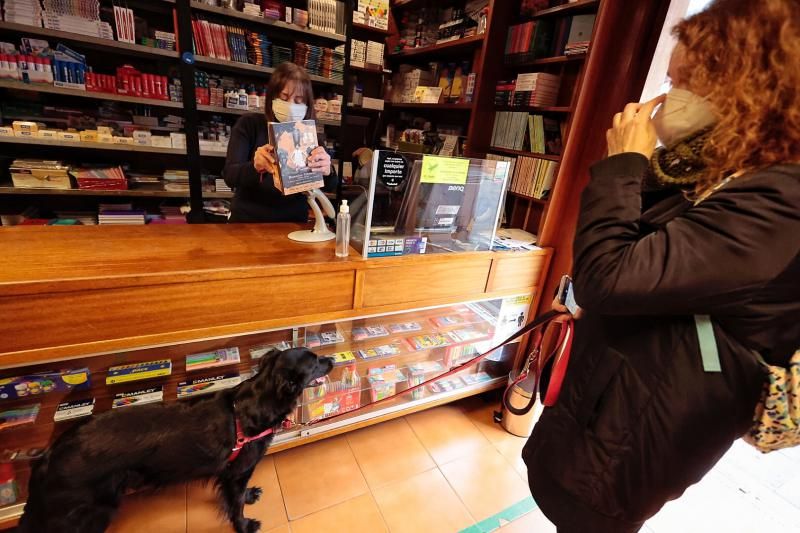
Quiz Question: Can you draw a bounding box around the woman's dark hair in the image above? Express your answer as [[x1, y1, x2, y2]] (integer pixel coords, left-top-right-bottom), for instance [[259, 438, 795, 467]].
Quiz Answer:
[[264, 62, 317, 122]]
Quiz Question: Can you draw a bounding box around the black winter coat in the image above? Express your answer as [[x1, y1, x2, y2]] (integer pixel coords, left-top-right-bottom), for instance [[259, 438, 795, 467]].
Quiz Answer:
[[223, 113, 338, 223], [523, 153, 800, 532]]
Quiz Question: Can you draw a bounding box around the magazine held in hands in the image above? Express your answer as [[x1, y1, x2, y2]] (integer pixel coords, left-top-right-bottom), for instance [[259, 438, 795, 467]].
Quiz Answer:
[[268, 120, 325, 195]]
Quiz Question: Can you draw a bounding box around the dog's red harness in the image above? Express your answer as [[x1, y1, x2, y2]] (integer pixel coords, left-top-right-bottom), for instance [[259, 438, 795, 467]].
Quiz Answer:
[[228, 417, 274, 463]]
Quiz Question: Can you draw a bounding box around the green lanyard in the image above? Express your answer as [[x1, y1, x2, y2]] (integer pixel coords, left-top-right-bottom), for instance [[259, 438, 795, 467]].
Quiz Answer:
[[695, 315, 721, 373]]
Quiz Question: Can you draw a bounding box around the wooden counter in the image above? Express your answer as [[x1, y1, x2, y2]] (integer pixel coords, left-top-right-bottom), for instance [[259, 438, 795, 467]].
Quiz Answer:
[[0, 224, 551, 368]]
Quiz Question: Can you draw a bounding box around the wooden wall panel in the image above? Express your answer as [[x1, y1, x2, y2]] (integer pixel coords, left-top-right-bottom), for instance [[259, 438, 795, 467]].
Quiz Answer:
[[0, 271, 355, 366], [361, 259, 492, 308]]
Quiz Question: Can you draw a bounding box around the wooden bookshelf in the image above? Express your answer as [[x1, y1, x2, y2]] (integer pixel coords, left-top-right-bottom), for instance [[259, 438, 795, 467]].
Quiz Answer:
[[190, 1, 347, 42], [389, 34, 485, 58], [490, 147, 561, 161], [495, 105, 572, 113], [349, 64, 386, 74], [505, 54, 587, 67], [0, 136, 186, 155], [0, 80, 184, 110], [386, 102, 474, 110], [352, 22, 392, 35], [197, 105, 342, 127], [0, 22, 179, 59], [532, 0, 600, 18], [507, 190, 549, 204], [0, 187, 213, 199], [194, 55, 344, 86]]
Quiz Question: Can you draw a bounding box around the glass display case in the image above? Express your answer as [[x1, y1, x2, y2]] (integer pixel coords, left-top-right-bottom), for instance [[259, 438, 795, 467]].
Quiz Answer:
[[349, 151, 511, 258], [0, 293, 532, 519]]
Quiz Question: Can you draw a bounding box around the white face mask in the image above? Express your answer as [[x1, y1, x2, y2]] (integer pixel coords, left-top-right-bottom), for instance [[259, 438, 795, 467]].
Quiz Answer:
[[651, 88, 717, 148], [272, 98, 308, 122]]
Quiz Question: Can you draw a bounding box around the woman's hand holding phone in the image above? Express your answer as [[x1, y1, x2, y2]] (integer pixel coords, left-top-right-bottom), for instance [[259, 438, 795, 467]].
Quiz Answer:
[[254, 144, 278, 175]]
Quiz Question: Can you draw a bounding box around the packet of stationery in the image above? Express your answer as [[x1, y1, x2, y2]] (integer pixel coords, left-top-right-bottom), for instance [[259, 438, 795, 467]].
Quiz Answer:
[[358, 344, 401, 359], [112, 386, 163, 409], [185, 347, 240, 371], [54, 398, 95, 422], [250, 341, 292, 359]]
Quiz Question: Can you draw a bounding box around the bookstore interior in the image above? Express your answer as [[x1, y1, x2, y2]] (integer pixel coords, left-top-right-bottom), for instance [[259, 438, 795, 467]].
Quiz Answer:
[[0, 0, 696, 529]]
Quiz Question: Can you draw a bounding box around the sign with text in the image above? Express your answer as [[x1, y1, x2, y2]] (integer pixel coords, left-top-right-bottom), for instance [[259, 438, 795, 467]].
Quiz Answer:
[[377, 152, 408, 188], [420, 155, 469, 185]]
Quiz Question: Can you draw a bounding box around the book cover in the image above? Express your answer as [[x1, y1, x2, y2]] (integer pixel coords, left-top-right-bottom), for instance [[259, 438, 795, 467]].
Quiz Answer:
[[406, 334, 453, 351], [543, 117, 563, 154], [0, 368, 91, 399], [268, 120, 325, 195], [106, 360, 172, 385], [112, 386, 164, 408], [331, 351, 357, 364]]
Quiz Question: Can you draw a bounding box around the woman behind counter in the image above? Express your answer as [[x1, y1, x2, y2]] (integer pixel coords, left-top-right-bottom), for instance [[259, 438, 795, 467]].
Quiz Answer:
[[223, 62, 337, 223]]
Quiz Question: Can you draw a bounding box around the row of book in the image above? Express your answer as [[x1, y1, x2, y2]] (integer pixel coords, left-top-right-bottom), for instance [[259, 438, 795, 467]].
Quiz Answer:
[[487, 153, 558, 200], [490, 112, 562, 155], [494, 72, 561, 107], [505, 14, 596, 59], [190, 17, 344, 81]]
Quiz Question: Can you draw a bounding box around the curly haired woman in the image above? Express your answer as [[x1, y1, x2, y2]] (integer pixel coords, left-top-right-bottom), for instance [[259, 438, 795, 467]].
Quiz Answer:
[[523, 1, 800, 531]]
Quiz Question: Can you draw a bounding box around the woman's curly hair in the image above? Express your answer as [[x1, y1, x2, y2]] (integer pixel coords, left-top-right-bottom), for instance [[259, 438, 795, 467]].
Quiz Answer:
[[674, 0, 800, 191]]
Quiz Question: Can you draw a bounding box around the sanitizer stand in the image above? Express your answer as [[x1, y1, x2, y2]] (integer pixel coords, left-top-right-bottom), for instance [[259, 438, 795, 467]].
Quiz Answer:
[[288, 189, 336, 243]]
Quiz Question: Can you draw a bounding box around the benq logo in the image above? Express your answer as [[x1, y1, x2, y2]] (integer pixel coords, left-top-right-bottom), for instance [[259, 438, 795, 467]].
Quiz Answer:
[[447, 186, 465, 192]]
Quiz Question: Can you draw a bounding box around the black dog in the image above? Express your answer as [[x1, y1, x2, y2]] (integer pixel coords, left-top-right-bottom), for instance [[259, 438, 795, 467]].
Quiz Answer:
[[18, 348, 333, 533]]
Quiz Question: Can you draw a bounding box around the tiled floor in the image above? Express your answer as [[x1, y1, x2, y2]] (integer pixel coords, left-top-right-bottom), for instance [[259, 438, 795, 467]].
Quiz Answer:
[[88, 396, 800, 532]]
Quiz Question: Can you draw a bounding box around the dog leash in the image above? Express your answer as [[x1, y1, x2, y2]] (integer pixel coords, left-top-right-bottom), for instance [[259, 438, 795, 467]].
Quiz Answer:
[[296, 310, 571, 428]]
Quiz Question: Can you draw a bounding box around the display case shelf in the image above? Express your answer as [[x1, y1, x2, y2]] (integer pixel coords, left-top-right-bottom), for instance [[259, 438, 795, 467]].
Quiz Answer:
[[0, 186, 198, 199], [193, 55, 344, 86], [0, 136, 186, 155], [532, 0, 600, 18], [388, 34, 485, 59]]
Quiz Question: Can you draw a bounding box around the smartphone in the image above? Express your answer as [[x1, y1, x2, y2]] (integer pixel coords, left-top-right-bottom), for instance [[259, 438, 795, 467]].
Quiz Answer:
[[557, 275, 579, 316]]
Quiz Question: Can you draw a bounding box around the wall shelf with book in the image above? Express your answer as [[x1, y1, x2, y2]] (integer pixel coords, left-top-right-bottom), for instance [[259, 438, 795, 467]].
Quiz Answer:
[[0, 80, 184, 110], [495, 105, 571, 113], [196, 104, 341, 127], [490, 147, 560, 161], [505, 53, 586, 67], [388, 33, 485, 59], [193, 55, 344, 87], [352, 22, 393, 35], [189, 1, 347, 43], [386, 102, 473, 110], [0, 22, 179, 60], [0, 187, 224, 199]]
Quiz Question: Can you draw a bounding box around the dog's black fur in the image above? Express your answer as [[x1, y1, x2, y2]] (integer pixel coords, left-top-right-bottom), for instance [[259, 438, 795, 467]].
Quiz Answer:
[[17, 348, 333, 533]]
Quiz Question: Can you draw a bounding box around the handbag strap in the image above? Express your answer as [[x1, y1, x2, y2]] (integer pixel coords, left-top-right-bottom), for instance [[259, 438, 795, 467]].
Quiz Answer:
[[695, 315, 721, 373]]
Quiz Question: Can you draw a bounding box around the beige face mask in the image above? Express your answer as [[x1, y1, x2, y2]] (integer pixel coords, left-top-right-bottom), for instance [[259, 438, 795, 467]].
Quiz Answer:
[[651, 88, 717, 148]]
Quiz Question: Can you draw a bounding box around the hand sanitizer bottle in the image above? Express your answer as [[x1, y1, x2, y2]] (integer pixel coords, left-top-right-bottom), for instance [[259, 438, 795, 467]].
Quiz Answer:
[[335, 200, 350, 258]]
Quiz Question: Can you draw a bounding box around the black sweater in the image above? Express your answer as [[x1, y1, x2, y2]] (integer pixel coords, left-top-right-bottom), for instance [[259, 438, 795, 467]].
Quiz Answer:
[[223, 113, 338, 223]]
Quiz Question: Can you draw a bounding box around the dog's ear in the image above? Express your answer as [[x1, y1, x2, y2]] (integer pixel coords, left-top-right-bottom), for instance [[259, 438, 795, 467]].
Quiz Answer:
[[257, 349, 280, 373], [275, 366, 305, 401]]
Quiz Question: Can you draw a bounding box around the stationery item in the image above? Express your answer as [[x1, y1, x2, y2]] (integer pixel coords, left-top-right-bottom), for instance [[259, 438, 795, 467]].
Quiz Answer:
[[53, 398, 95, 422], [267, 120, 325, 195], [405, 334, 453, 351], [388, 322, 422, 333], [112, 386, 164, 408], [351, 326, 389, 341], [357, 344, 401, 359], [0, 405, 40, 431], [0, 462, 18, 505], [448, 328, 489, 343], [430, 315, 470, 328], [177, 373, 241, 398], [0, 368, 91, 400], [185, 348, 241, 371], [302, 365, 361, 422], [106, 360, 172, 385], [407, 361, 445, 400], [330, 351, 356, 364], [461, 372, 494, 386], [429, 377, 466, 393], [249, 341, 292, 359], [368, 365, 406, 402]]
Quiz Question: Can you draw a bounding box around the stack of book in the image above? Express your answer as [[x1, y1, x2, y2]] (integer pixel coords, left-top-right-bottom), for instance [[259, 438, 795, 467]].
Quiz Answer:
[[350, 39, 367, 68], [127, 172, 164, 191], [488, 154, 558, 200], [70, 166, 127, 190], [505, 19, 555, 59], [54, 210, 96, 225], [215, 178, 232, 193], [163, 170, 189, 192], [564, 15, 595, 56], [332, 45, 345, 80], [191, 19, 248, 63], [491, 112, 563, 155], [308, 0, 346, 35], [158, 204, 187, 224], [272, 45, 293, 67], [490, 112, 529, 151], [42, 0, 113, 40], [2, 0, 42, 25], [98, 204, 146, 225], [513, 72, 560, 107], [366, 41, 384, 68]]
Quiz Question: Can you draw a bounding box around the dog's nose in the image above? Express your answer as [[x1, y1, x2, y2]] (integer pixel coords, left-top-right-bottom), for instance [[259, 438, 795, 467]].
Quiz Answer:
[[319, 357, 335, 371]]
